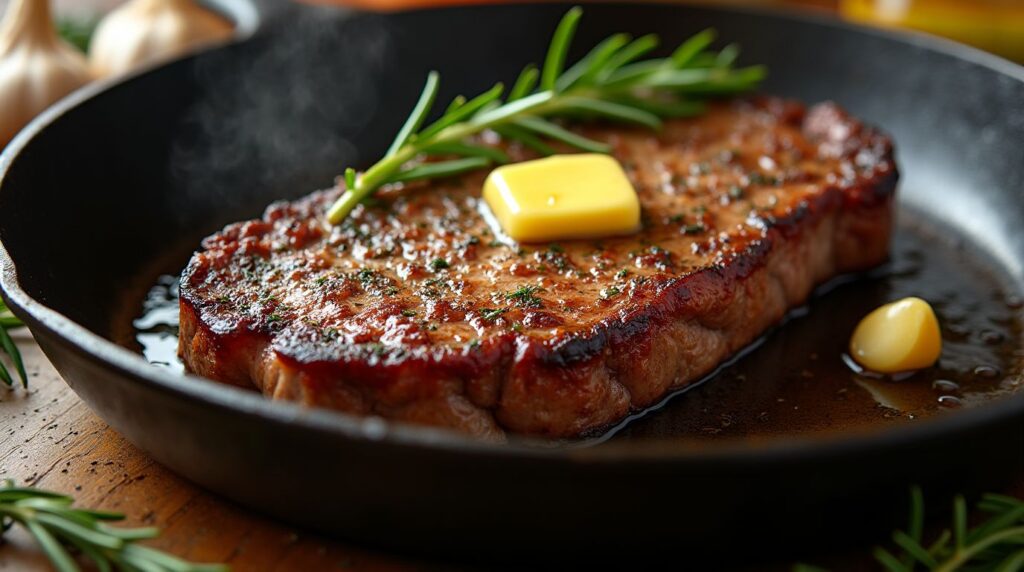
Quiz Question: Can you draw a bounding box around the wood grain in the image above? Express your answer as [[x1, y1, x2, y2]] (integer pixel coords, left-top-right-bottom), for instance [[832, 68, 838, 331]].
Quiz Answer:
[[0, 331, 427, 572]]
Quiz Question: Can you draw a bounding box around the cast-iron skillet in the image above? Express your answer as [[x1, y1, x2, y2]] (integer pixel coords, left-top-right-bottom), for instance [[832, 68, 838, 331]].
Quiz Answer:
[[1, 0, 1022, 564]]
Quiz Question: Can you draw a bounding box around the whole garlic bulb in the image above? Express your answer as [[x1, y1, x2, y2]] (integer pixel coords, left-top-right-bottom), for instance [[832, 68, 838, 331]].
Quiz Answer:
[[0, 0, 91, 148], [89, 0, 233, 78]]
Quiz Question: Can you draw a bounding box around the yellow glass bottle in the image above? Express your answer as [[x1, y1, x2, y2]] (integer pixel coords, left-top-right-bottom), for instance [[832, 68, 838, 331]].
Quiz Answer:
[[840, 0, 1024, 62]]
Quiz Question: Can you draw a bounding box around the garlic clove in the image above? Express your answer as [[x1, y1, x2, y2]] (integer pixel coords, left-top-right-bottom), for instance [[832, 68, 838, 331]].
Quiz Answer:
[[89, 0, 233, 78], [0, 0, 91, 148]]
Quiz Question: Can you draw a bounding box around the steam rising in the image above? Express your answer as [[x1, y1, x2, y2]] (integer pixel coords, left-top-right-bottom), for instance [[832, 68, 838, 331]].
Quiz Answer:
[[169, 6, 392, 224]]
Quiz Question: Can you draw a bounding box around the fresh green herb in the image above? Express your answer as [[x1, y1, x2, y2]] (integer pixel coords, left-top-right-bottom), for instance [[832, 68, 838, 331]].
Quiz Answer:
[[748, 171, 778, 186], [0, 480, 226, 572], [326, 7, 765, 224], [429, 258, 450, 271], [478, 308, 507, 321], [601, 286, 622, 300], [505, 285, 544, 308], [0, 298, 26, 388], [683, 223, 705, 235], [401, 309, 417, 317], [357, 268, 377, 283], [797, 487, 1024, 572], [615, 268, 630, 279], [56, 18, 98, 53]]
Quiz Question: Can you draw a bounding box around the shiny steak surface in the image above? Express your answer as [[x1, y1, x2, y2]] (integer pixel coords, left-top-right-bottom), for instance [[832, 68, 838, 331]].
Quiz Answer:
[[179, 98, 897, 440]]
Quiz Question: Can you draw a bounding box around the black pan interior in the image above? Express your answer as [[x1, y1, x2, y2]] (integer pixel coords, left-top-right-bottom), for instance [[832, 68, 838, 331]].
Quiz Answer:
[[1, 1, 1023, 561]]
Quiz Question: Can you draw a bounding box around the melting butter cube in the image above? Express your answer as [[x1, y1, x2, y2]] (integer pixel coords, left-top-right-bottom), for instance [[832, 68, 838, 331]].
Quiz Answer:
[[482, 154, 640, 243], [850, 297, 942, 374]]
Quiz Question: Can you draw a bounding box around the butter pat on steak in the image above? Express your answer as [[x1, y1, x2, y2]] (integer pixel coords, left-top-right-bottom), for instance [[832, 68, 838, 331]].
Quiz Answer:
[[179, 98, 897, 440]]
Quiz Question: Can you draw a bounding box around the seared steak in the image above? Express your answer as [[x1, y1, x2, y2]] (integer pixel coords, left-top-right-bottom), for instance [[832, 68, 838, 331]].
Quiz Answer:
[[179, 98, 897, 440]]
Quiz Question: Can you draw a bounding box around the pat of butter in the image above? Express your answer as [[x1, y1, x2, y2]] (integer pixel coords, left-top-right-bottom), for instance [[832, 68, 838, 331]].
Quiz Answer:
[[482, 154, 640, 243]]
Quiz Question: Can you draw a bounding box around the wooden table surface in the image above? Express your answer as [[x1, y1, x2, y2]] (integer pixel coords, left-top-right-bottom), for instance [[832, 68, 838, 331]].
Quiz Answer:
[[0, 333, 440, 572]]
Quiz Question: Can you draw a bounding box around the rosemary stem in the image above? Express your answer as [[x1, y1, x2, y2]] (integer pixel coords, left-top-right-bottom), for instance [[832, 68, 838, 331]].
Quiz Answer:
[[326, 92, 567, 224], [933, 525, 1024, 572], [323, 7, 765, 225]]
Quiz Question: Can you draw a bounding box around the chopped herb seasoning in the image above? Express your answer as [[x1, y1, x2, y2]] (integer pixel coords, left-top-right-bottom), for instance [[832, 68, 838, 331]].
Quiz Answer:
[[748, 172, 779, 186], [357, 268, 376, 283], [615, 269, 630, 279], [429, 258, 450, 271], [683, 223, 706, 235], [401, 309, 417, 317], [537, 246, 571, 272], [506, 285, 544, 308], [729, 185, 744, 199], [479, 308, 507, 321], [548, 244, 564, 253], [690, 161, 711, 176], [601, 286, 622, 300]]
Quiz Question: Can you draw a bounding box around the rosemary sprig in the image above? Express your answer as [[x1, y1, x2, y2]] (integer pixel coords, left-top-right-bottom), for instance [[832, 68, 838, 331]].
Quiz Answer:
[[326, 6, 765, 224], [796, 487, 1024, 572], [0, 480, 227, 572], [56, 18, 98, 53], [0, 298, 26, 388]]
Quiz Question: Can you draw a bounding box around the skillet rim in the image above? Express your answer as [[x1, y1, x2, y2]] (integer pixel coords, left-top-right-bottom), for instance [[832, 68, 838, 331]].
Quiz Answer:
[[0, 0, 1022, 463]]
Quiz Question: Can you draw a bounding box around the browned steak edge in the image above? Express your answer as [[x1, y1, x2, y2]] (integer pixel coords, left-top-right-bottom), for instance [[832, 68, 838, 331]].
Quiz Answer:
[[179, 104, 898, 440]]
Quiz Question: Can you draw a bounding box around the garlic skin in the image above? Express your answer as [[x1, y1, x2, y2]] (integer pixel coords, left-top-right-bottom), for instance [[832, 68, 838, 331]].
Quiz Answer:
[[0, 0, 91, 148], [89, 0, 233, 78]]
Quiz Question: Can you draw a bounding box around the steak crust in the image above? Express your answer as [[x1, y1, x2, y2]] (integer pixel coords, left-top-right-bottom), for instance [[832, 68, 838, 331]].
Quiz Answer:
[[179, 98, 897, 440]]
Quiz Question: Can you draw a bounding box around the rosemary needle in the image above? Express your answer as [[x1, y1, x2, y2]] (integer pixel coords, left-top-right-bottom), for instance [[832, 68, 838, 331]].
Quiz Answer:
[[326, 6, 765, 224], [0, 480, 227, 572], [0, 298, 26, 388], [796, 487, 1024, 572]]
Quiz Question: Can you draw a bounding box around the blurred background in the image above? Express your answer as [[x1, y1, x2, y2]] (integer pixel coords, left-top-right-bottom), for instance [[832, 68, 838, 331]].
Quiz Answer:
[[3, 0, 1023, 62], [0, 0, 1020, 151]]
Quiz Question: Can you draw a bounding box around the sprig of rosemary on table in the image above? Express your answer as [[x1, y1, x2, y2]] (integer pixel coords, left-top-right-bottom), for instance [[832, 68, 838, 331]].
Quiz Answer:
[[326, 6, 765, 224], [0, 480, 227, 572], [0, 298, 27, 388], [796, 487, 1024, 572]]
